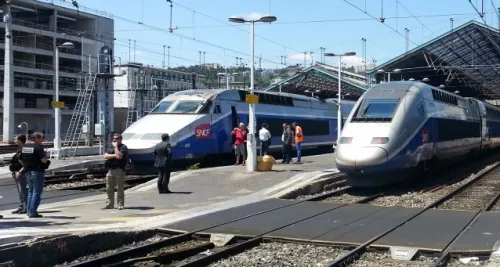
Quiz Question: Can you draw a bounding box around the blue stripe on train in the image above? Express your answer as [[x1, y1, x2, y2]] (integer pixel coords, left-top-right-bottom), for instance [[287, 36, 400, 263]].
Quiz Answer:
[[129, 113, 339, 162]]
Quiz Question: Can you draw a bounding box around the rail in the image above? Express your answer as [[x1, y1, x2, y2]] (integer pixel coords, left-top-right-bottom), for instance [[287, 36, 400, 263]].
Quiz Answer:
[[324, 161, 500, 267], [67, 183, 388, 267]]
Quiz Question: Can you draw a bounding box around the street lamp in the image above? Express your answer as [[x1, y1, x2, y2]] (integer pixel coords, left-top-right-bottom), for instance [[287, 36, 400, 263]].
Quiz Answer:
[[229, 13, 277, 173], [324, 51, 356, 145], [18, 122, 28, 136], [377, 68, 401, 82], [54, 41, 74, 158]]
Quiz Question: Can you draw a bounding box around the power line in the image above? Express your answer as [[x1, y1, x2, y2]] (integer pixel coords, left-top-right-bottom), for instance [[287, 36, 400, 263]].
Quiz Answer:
[[170, 0, 301, 54], [112, 12, 484, 31], [396, 0, 434, 34], [45, 0, 284, 66]]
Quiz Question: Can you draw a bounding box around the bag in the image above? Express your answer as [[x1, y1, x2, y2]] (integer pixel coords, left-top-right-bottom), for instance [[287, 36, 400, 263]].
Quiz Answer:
[[43, 160, 51, 170]]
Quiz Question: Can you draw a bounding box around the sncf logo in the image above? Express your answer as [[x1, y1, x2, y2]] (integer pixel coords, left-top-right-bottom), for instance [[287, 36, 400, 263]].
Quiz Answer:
[[195, 123, 211, 139]]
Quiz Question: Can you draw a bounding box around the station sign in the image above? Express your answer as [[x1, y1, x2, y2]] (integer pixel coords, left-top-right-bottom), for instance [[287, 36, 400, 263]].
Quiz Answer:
[[51, 101, 65, 109], [245, 94, 259, 104]]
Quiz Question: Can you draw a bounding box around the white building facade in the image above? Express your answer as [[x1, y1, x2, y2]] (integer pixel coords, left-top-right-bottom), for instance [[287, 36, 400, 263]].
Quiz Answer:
[[0, 0, 114, 141]]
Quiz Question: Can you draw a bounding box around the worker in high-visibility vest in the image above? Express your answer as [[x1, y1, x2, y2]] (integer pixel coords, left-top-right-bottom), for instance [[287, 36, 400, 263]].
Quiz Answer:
[[292, 122, 303, 163]]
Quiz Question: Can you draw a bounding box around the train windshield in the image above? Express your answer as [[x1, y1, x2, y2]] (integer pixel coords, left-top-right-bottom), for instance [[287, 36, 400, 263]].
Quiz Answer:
[[169, 101, 204, 113], [151, 101, 174, 113], [356, 99, 400, 119]]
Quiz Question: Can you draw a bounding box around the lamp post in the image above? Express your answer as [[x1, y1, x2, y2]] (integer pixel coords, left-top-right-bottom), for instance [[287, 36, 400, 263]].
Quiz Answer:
[[377, 68, 402, 82], [54, 41, 75, 158], [229, 14, 277, 172], [18, 122, 28, 136], [324, 51, 356, 145]]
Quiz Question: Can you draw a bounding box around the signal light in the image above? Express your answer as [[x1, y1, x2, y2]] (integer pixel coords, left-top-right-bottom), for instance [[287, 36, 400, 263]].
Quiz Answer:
[[371, 137, 390, 144]]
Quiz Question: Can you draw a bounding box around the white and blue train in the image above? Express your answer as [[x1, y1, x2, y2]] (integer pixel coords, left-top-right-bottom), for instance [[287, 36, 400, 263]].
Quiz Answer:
[[122, 89, 357, 163], [335, 81, 500, 187]]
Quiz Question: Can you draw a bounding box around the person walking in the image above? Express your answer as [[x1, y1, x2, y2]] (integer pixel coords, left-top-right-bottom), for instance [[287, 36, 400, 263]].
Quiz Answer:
[[154, 134, 173, 194], [231, 122, 247, 165], [281, 123, 293, 164], [17, 132, 49, 218], [11, 135, 27, 214], [102, 133, 129, 210], [259, 123, 271, 156], [292, 122, 304, 163]]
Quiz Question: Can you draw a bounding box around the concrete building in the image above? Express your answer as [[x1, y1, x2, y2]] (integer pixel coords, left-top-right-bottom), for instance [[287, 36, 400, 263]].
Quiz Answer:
[[0, 0, 113, 141], [113, 63, 208, 132]]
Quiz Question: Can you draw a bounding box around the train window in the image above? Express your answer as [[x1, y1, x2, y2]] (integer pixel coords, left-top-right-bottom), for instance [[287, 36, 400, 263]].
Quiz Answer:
[[122, 133, 140, 140], [140, 133, 163, 141], [417, 103, 425, 117], [150, 101, 174, 113], [256, 117, 330, 137], [214, 105, 222, 114], [356, 99, 400, 119], [170, 101, 204, 113], [198, 100, 213, 114]]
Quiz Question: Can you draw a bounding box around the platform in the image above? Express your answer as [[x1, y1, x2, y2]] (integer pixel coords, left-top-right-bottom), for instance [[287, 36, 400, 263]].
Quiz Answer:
[[162, 201, 500, 254], [0, 153, 337, 244]]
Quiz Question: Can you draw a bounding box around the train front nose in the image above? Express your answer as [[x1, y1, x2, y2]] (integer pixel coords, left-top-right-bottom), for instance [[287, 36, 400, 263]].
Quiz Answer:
[[335, 146, 389, 173]]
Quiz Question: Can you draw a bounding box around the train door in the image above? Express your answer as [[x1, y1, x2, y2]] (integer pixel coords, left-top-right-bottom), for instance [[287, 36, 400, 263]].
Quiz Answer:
[[230, 105, 238, 147]]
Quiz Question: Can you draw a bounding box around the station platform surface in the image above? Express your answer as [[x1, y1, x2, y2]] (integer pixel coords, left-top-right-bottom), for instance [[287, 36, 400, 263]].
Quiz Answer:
[[163, 199, 500, 254], [0, 153, 337, 244]]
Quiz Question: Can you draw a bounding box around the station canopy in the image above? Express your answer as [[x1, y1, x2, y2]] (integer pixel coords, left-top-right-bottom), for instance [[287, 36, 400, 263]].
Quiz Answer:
[[368, 20, 500, 100], [262, 63, 368, 101]]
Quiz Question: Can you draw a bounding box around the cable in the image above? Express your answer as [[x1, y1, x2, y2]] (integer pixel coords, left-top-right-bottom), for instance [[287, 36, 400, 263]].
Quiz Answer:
[[48, 0, 283, 66], [170, 0, 301, 54], [396, 0, 434, 34]]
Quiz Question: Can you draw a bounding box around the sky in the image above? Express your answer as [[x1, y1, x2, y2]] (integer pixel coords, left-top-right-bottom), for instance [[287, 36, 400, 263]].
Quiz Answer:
[[48, 0, 500, 69]]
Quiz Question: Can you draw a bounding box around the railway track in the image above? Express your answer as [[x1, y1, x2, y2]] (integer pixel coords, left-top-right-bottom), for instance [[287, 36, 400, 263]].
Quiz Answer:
[[56, 160, 500, 267]]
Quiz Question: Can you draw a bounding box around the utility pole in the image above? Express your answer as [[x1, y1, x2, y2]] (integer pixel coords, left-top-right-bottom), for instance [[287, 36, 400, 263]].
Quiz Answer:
[[303, 52, 306, 68], [259, 54, 262, 70], [162, 45, 166, 68], [133, 40, 136, 62], [405, 28, 409, 53], [167, 45, 170, 68], [128, 39, 131, 63], [203, 51, 206, 65], [199, 51, 201, 65], [2, 1, 13, 143], [320, 47, 324, 64]]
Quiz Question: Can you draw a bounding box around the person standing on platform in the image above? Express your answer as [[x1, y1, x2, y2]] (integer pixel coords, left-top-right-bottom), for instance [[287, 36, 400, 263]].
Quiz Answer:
[[231, 122, 247, 165], [17, 132, 49, 218], [11, 135, 27, 214], [281, 123, 293, 164], [292, 122, 304, 163], [102, 133, 129, 210], [154, 134, 173, 194], [259, 123, 271, 156]]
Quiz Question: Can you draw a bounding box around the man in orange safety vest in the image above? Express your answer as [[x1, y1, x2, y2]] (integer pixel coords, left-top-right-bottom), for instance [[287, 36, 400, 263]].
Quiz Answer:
[[292, 122, 303, 163]]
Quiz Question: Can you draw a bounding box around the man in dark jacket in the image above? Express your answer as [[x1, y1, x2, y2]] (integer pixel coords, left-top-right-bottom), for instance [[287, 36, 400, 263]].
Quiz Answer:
[[281, 123, 293, 164], [11, 135, 27, 214], [154, 134, 173, 194], [17, 132, 49, 218]]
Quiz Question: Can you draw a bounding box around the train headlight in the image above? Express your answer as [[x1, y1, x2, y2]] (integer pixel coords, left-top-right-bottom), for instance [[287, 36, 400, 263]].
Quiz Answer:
[[338, 137, 353, 144], [371, 137, 390, 144]]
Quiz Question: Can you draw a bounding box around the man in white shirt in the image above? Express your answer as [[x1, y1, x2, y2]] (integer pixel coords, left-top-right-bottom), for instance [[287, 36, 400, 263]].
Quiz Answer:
[[259, 122, 271, 156]]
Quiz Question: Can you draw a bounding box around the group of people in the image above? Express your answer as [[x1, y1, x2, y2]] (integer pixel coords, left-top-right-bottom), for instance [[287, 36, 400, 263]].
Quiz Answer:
[[101, 132, 173, 211], [231, 121, 304, 165], [5, 132, 50, 219]]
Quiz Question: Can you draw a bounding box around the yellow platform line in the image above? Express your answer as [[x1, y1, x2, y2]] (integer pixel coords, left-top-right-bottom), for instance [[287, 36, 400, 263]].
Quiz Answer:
[[232, 189, 253, 194], [208, 196, 235, 201], [95, 217, 144, 222], [140, 209, 178, 214], [175, 202, 213, 208]]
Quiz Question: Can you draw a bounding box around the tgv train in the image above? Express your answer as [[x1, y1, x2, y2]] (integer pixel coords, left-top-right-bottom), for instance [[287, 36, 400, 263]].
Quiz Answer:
[[335, 81, 500, 187], [122, 89, 357, 163]]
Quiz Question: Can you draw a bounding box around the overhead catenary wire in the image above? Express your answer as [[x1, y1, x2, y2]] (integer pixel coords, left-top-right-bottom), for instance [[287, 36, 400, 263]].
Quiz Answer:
[[42, 0, 284, 66]]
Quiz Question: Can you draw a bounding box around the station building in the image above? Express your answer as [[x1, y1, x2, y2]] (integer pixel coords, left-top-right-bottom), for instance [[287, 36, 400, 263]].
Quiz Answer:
[[0, 0, 113, 140]]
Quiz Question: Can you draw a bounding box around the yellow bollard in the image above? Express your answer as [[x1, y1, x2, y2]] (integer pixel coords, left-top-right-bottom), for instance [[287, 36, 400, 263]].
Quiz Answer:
[[245, 155, 276, 171]]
